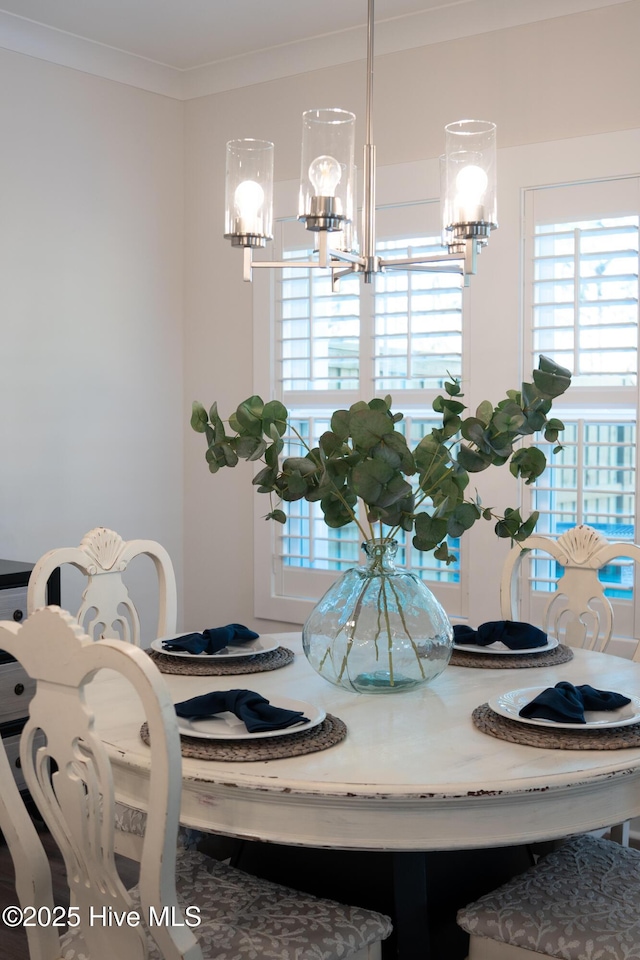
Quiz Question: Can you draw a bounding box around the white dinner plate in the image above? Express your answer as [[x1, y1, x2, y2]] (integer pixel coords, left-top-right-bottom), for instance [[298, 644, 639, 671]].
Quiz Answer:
[[489, 685, 640, 730], [454, 636, 559, 656], [151, 634, 280, 659], [175, 697, 326, 740]]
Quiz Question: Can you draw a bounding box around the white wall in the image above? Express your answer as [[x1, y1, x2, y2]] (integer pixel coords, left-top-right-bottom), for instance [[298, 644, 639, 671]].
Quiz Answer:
[[183, 1, 640, 631], [0, 50, 184, 640]]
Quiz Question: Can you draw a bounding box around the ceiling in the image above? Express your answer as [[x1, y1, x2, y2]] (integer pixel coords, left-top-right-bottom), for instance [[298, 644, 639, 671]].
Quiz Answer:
[[0, 0, 469, 70], [0, 0, 629, 97]]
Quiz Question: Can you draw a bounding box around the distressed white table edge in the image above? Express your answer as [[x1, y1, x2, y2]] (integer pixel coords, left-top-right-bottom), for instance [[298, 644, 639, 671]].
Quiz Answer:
[[90, 633, 640, 851]]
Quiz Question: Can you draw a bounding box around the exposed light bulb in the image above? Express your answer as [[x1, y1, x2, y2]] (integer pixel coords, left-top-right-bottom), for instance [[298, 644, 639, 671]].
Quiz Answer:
[[308, 155, 342, 197], [234, 179, 264, 235], [455, 165, 488, 223]]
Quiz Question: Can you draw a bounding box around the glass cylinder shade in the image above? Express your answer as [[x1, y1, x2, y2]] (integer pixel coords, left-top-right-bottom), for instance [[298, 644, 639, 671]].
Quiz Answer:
[[299, 109, 355, 232], [444, 120, 497, 240], [225, 139, 274, 247]]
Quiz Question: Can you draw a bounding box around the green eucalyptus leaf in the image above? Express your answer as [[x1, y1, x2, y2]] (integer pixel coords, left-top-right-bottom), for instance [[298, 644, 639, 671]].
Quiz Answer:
[[235, 436, 266, 460], [265, 509, 287, 524], [220, 442, 238, 467], [190, 401, 209, 433], [491, 401, 526, 435], [475, 400, 493, 426], [349, 409, 394, 451], [495, 517, 519, 538], [320, 431, 344, 457], [461, 418, 490, 448], [456, 444, 492, 473], [380, 432, 415, 473], [434, 542, 455, 563], [538, 355, 572, 378], [413, 513, 448, 551], [532, 368, 572, 399], [352, 459, 391, 504], [441, 398, 466, 415], [264, 443, 280, 470], [330, 409, 351, 441], [444, 379, 462, 397], [234, 396, 264, 436], [262, 400, 288, 437], [515, 510, 539, 540], [252, 466, 277, 489], [320, 493, 357, 528], [509, 447, 547, 484], [282, 457, 318, 477]]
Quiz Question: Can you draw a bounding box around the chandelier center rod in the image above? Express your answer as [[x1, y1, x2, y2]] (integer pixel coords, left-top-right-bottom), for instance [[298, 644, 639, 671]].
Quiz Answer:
[[363, 0, 377, 280]]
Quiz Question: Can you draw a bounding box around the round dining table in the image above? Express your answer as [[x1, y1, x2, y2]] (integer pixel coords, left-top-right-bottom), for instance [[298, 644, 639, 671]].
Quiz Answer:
[[90, 633, 640, 958]]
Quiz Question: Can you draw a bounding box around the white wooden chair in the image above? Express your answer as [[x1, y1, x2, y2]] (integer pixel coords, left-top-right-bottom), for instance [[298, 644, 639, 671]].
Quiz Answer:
[[457, 833, 640, 959], [500, 524, 640, 652], [0, 606, 392, 960], [27, 526, 178, 645], [502, 523, 640, 846], [27, 527, 179, 859]]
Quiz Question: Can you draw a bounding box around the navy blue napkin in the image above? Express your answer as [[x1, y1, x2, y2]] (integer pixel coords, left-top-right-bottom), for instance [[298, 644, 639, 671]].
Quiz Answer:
[[175, 689, 308, 733], [162, 623, 259, 655], [453, 620, 547, 650], [519, 681, 631, 724]]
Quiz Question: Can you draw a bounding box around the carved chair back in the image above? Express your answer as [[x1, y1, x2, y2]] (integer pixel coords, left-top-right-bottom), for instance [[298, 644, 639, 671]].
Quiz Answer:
[[500, 524, 640, 651], [0, 606, 202, 960], [27, 527, 177, 645]]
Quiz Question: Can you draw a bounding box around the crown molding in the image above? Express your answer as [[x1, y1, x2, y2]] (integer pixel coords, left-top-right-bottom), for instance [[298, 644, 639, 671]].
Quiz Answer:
[[0, 9, 183, 97], [0, 0, 631, 101]]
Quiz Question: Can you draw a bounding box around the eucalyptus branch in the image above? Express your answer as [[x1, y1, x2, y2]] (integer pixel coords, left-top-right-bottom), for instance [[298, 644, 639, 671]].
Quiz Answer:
[[191, 355, 572, 559]]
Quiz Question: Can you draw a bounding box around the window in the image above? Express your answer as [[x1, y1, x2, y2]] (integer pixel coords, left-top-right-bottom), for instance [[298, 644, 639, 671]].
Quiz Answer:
[[260, 201, 465, 619], [522, 179, 640, 637]]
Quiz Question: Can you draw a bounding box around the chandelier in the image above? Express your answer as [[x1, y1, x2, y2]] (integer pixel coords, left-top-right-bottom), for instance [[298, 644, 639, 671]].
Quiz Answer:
[[224, 0, 497, 286]]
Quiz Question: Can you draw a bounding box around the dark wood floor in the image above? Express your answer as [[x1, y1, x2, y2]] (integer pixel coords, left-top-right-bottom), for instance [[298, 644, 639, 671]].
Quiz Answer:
[[0, 824, 138, 960]]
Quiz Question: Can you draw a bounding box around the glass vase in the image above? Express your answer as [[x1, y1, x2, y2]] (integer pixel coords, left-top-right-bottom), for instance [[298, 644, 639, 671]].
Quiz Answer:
[[302, 539, 453, 694]]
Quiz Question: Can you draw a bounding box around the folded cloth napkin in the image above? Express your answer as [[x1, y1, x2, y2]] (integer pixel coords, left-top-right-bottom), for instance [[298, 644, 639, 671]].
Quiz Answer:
[[162, 623, 259, 655], [518, 681, 631, 724], [175, 689, 308, 733], [453, 620, 547, 650]]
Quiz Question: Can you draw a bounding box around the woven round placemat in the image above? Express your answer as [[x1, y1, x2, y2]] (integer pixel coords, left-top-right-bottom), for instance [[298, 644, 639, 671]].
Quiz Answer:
[[140, 714, 347, 761], [472, 702, 640, 750], [450, 644, 574, 669], [146, 646, 295, 676]]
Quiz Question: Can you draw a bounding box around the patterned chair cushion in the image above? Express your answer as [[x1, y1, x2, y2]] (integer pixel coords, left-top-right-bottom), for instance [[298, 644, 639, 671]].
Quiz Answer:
[[113, 801, 147, 838], [114, 801, 199, 849], [457, 834, 640, 959], [61, 849, 392, 960]]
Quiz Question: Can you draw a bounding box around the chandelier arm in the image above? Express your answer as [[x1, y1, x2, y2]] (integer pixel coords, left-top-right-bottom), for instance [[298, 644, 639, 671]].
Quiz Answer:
[[327, 249, 366, 266], [378, 252, 466, 271]]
